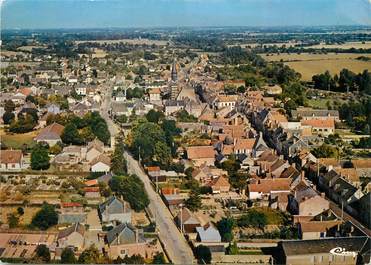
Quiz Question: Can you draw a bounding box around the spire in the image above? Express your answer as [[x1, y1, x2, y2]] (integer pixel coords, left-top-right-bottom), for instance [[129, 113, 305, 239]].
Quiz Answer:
[[171, 59, 177, 82]]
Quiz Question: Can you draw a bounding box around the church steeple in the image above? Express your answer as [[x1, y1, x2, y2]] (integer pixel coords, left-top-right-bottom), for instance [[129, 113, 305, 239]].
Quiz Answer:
[[171, 59, 177, 82]]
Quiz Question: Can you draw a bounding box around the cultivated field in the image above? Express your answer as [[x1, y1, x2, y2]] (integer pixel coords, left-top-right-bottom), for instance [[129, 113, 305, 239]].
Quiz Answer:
[[261, 53, 371, 81], [76, 38, 169, 46], [305, 41, 371, 50]]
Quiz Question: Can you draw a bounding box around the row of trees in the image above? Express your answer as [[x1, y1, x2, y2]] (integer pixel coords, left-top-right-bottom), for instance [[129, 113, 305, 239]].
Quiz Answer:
[[312, 69, 371, 94], [33, 244, 167, 264]]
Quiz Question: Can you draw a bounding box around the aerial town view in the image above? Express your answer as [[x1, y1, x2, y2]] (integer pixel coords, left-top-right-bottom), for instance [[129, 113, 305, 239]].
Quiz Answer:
[[0, 0, 370, 264]]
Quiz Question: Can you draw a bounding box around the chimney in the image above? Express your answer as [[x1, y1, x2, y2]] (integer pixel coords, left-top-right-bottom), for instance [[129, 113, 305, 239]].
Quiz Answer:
[[321, 193, 325, 198], [301, 171, 305, 181], [135, 229, 139, 243], [116, 233, 120, 245]]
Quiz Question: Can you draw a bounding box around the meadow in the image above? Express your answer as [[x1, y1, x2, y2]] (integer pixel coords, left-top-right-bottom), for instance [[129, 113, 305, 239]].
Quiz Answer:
[[0, 128, 38, 149]]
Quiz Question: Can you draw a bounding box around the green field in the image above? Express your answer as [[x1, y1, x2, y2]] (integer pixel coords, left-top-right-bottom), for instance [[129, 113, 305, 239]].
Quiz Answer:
[[0, 129, 38, 149]]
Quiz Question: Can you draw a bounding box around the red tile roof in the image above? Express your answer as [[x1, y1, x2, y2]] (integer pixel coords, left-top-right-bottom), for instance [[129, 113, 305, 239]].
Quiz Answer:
[[0, 150, 22, 164], [186, 146, 215, 160], [248, 178, 291, 193], [302, 119, 335, 128]]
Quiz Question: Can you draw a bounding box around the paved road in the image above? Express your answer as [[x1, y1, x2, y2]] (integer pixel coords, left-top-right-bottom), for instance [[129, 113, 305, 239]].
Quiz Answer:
[[100, 81, 195, 264], [124, 152, 195, 264]]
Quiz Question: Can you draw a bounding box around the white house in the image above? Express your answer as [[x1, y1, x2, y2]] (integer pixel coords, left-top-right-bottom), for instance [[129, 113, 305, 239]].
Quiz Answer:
[[0, 150, 23, 171]]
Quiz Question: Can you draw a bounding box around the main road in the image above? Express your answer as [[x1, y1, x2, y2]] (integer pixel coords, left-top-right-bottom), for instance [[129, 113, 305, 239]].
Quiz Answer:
[[100, 81, 195, 264]]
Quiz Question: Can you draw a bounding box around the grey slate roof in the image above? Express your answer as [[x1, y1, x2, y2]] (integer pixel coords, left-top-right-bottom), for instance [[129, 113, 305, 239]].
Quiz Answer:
[[99, 196, 131, 216], [106, 223, 144, 245], [280, 236, 368, 256]]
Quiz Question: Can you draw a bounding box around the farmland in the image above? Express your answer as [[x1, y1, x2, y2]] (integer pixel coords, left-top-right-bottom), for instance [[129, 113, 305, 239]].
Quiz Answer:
[[304, 41, 371, 50], [261, 53, 371, 81], [75, 38, 169, 46]]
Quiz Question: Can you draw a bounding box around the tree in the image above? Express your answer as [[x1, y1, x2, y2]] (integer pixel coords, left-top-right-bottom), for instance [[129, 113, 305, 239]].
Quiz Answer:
[[154, 141, 172, 168], [31, 202, 58, 230], [146, 109, 164, 123], [111, 137, 127, 175], [7, 213, 19, 228], [312, 144, 339, 158], [217, 217, 235, 242], [61, 123, 83, 145], [17, 207, 24, 215], [80, 127, 95, 143], [237, 209, 268, 229], [78, 245, 100, 264], [176, 109, 197, 122], [31, 143, 50, 170], [2, 111, 15, 124], [130, 121, 166, 163], [152, 252, 166, 264], [110, 175, 149, 211], [195, 245, 212, 264], [61, 248, 77, 264], [4, 99, 15, 112], [185, 190, 202, 212], [35, 244, 51, 263]]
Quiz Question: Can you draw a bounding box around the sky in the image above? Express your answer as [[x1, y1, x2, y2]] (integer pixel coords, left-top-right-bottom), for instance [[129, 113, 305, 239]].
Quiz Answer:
[[1, 0, 371, 29]]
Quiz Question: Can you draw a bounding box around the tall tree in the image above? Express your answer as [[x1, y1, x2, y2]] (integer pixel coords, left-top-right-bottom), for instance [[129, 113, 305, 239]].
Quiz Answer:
[[61, 248, 77, 264], [31, 143, 50, 170], [110, 175, 149, 211]]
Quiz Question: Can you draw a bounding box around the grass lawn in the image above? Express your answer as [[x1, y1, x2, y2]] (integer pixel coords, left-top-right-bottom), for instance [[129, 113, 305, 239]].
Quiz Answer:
[[0, 128, 38, 149], [306, 98, 348, 109], [252, 207, 288, 225]]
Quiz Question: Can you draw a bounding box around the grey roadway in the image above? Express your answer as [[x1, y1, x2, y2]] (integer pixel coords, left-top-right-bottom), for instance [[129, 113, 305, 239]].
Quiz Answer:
[[100, 81, 195, 264]]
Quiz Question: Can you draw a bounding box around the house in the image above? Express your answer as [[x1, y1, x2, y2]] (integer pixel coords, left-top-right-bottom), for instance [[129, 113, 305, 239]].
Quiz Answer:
[[270, 192, 290, 212], [106, 223, 159, 260], [176, 207, 201, 233], [148, 87, 161, 102], [277, 237, 369, 265], [90, 154, 111, 172], [164, 100, 185, 116], [292, 107, 340, 122], [85, 138, 105, 161], [57, 223, 85, 250], [99, 196, 132, 224], [248, 178, 291, 200], [301, 119, 335, 136], [34, 122, 64, 146], [289, 182, 330, 218], [209, 175, 230, 194], [186, 146, 216, 167], [196, 223, 222, 243], [46, 103, 60, 114], [192, 165, 227, 185], [298, 220, 342, 240], [264, 84, 282, 95], [115, 90, 126, 102], [0, 150, 23, 171], [233, 138, 256, 155], [58, 202, 87, 224], [214, 95, 238, 110]]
